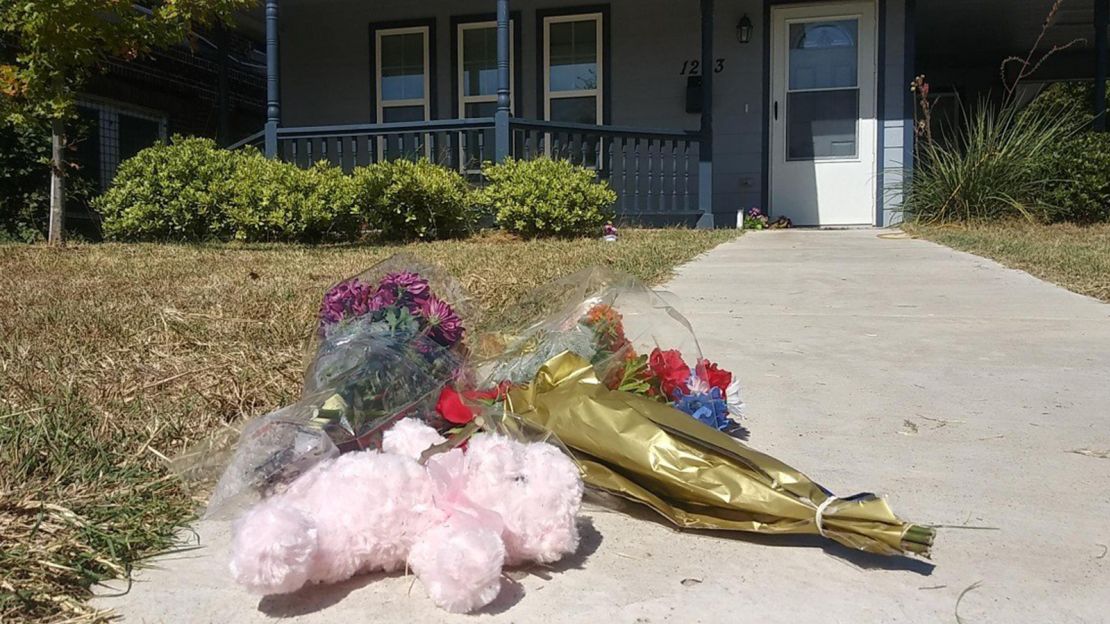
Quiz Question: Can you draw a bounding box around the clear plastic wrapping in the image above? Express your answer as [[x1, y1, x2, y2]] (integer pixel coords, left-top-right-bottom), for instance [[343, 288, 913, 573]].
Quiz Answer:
[[174, 255, 472, 516]]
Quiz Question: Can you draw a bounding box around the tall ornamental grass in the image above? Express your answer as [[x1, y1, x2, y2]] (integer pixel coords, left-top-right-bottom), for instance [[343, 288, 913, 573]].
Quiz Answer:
[[904, 99, 1080, 223]]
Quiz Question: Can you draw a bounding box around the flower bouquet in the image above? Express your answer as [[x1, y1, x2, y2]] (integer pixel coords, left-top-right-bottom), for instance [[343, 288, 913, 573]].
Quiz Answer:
[[468, 267, 935, 557], [174, 255, 473, 515]]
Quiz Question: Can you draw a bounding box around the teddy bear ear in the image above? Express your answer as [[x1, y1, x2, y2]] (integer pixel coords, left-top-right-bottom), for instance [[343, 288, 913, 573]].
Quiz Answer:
[[382, 418, 446, 459]]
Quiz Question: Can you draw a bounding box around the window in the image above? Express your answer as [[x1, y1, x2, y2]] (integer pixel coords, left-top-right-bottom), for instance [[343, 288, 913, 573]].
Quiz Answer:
[[543, 13, 602, 125], [457, 20, 514, 171], [75, 100, 167, 191], [786, 19, 859, 160], [375, 26, 431, 124]]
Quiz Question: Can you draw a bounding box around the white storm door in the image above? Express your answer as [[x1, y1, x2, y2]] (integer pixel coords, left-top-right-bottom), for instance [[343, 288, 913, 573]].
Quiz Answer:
[[770, 2, 877, 226]]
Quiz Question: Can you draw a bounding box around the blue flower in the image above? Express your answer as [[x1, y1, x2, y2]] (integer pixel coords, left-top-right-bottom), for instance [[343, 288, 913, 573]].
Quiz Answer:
[[672, 386, 732, 431]]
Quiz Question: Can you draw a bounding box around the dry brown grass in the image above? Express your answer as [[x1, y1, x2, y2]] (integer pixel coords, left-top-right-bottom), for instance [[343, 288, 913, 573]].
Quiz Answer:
[[905, 221, 1110, 301], [0, 228, 738, 623]]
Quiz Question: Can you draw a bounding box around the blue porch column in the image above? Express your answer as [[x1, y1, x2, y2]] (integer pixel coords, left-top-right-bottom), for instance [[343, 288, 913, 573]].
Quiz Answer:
[[1096, 0, 1108, 132], [697, 0, 715, 228], [264, 0, 280, 157], [495, 0, 512, 161]]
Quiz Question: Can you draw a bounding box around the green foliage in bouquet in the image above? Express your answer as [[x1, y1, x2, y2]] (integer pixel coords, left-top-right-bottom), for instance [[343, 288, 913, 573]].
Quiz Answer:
[[353, 159, 473, 241], [226, 156, 360, 242], [476, 158, 616, 238], [96, 136, 239, 241]]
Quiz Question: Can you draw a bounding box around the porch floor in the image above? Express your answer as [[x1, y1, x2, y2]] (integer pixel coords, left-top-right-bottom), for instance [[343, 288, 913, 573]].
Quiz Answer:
[[92, 230, 1110, 622]]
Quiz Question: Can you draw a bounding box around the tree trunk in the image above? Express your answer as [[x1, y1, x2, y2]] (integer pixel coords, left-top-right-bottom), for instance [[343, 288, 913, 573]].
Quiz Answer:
[[48, 117, 65, 245]]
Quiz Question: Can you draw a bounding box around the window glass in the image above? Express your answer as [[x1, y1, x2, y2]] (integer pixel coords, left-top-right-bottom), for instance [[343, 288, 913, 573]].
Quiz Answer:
[[549, 20, 598, 92], [550, 96, 597, 124], [382, 105, 426, 123], [788, 20, 857, 91], [381, 32, 425, 101], [464, 101, 497, 118], [787, 90, 858, 159], [462, 27, 498, 97]]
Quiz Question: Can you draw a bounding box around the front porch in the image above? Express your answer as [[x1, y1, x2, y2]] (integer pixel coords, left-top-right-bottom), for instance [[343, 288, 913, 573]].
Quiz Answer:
[[240, 0, 719, 227]]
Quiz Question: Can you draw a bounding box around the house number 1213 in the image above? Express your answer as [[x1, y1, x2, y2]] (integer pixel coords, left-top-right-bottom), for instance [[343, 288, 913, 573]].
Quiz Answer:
[[680, 59, 725, 75]]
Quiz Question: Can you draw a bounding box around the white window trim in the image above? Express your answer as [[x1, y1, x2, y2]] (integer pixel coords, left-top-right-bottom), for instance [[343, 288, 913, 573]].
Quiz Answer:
[[457, 20, 514, 172], [375, 25, 432, 124], [542, 12, 603, 125], [457, 20, 515, 118]]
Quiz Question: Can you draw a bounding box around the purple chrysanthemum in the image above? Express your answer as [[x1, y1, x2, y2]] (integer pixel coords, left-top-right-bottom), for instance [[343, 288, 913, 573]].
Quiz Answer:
[[380, 271, 431, 301], [419, 296, 464, 347], [319, 279, 376, 326]]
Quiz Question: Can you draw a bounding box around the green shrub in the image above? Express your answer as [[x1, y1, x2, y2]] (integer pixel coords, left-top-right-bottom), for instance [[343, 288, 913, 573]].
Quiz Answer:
[[904, 99, 1079, 223], [96, 135, 238, 241], [226, 155, 359, 242], [1024, 80, 1110, 127], [353, 158, 472, 241], [1040, 132, 1110, 224], [476, 158, 616, 238]]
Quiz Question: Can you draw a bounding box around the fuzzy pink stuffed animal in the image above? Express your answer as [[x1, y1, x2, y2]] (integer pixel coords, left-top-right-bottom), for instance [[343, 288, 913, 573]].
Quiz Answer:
[[228, 418, 583, 613]]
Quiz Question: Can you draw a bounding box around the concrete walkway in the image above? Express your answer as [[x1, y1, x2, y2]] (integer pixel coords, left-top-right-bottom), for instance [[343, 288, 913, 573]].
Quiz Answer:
[[93, 230, 1110, 623]]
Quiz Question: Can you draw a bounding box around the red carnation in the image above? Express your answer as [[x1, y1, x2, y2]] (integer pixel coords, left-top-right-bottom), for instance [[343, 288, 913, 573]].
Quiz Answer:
[[648, 348, 691, 399], [696, 358, 733, 394]]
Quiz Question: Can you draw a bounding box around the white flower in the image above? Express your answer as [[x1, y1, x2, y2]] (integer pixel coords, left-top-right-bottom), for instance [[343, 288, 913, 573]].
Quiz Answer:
[[725, 379, 744, 416], [687, 372, 710, 395]]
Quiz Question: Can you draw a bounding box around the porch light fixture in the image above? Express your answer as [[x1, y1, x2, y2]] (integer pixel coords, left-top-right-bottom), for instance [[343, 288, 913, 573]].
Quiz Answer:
[[736, 14, 753, 44]]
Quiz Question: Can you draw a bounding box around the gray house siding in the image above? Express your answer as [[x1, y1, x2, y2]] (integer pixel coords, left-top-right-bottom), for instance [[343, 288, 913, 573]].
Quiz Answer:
[[278, 0, 910, 226]]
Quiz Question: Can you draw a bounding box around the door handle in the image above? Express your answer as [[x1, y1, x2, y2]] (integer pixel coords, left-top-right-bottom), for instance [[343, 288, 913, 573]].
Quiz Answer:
[[773, 101, 779, 120]]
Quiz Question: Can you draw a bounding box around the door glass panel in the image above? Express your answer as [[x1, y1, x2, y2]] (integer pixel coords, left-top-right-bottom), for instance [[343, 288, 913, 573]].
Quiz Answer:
[[549, 20, 598, 92], [787, 18, 859, 160], [380, 32, 425, 101], [462, 27, 498, 97], [788, 20, 857, 90], [787, 90, 858, 159], [550, 96, 597, 124]]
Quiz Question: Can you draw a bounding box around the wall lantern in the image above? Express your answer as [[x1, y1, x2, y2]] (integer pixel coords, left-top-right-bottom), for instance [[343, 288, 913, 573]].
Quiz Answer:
[[736, 14, 753, 44]]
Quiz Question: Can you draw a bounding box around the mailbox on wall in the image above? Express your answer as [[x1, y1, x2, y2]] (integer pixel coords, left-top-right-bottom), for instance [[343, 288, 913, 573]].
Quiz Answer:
[[685, 76, 702, 114]]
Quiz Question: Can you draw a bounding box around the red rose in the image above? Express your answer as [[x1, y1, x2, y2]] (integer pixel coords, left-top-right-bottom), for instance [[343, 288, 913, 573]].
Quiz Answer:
[[435, 387, 475, 425], [696, 358, 733, 394], [648, 348, 690, 399]]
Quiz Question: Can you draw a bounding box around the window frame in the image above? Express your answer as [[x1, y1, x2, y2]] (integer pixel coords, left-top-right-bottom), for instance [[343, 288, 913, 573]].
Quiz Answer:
[[455, 19, 516, 120], [76, 98, 168, 191], [373, 24, 433, 124], [542, 12, 604, 125]]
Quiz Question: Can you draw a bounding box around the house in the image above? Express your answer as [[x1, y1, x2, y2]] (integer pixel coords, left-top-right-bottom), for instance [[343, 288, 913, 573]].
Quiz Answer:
[[247, 0, 1110, 228], [65, 19, 268, 236]]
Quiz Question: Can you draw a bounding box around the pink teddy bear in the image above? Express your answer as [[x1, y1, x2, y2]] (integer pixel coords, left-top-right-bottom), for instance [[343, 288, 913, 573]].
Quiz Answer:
[[228, 418, 584, 613]]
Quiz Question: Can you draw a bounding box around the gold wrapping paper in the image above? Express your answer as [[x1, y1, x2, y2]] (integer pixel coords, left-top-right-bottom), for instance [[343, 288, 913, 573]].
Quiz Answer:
[[500, 352, 934, 556]]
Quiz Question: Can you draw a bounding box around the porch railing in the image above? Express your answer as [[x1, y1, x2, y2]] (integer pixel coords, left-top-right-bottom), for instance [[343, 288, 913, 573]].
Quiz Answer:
[[233, 118, 702, 219], [509, 120, 701, 217]]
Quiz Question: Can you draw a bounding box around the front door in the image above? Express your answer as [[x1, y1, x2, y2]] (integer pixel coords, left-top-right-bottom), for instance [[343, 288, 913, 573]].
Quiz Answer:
[[770, 2, 877, 226]]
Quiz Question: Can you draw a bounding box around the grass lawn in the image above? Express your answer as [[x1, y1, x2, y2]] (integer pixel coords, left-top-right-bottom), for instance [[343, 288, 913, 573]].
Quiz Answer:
[[0, 229, 738, 623], [905, 221, 1110, 302]]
